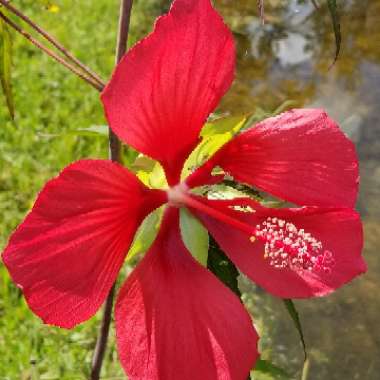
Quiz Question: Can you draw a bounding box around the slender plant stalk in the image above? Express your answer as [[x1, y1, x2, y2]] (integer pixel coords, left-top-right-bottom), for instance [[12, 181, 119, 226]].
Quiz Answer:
[[89, 285, 116, 380], [109, 0, 133, 163], [0, 11, 103, 91], [0, 0, 104, 87], [90, 1, 133, 379], [258, 0, 265, 24], [311, 0, 320, 10], [301, 358, 311, 380]]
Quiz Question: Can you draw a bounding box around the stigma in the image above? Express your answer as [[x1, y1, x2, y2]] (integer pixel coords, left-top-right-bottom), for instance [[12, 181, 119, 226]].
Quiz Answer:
[[254, 217, 335, 274]]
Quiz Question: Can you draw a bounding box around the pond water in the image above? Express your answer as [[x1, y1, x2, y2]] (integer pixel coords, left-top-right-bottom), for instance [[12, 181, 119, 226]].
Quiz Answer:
[[213, 1, 380, 379]]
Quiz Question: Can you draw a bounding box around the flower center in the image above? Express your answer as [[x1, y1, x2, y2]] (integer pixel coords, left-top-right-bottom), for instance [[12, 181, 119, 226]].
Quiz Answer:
[[254, 217, 335, 274], [166, 183, 189, 207]]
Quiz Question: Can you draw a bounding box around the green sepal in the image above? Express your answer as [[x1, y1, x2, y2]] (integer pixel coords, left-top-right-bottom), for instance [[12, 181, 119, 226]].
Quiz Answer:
[[126, 207, 163, 263], [180, 208, 209, 267]]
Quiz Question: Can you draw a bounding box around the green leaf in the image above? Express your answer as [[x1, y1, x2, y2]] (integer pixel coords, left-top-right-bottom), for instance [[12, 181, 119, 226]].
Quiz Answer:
[[0, 16, 14, 119], [326, 0, 341, 64], [73, 125, 109, 136], [182, 115, 247, 179], [38, 125, 109, 138], [272, 99, 298, 116], [283, 299, 307, 360], [201, 115, 247, 138], [241, 100, 297, 132], [185, 133, 230, 172], [207, 237, 241, 297], [126, 207, 163, 262], [136, 160, 167, 189], [252, 359, 291, 379], [180, 208, 209, 266], [206, 183, 250, 201], [220, 179, 262, 200]]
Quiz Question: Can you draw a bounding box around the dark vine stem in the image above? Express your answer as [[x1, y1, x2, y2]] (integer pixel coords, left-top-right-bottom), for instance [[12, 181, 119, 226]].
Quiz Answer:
[[90, 285, 116, 380], [0, 10, 103, 91], [90, 1, 133, 379], [0, 0, 104, 87]]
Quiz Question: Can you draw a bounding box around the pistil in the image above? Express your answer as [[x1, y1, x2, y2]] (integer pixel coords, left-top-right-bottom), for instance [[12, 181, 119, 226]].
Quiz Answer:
[[167, 187, 335, 275]]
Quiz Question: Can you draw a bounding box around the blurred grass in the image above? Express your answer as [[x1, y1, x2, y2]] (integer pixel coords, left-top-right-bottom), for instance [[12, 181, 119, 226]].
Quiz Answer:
[[0, 1, 168, 378]]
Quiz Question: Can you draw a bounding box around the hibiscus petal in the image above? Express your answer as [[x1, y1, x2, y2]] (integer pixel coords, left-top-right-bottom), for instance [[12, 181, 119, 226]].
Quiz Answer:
[[101, 0, 235, 185], [187, 109, 359, 207], [191, 198, 366, 298], [115, 207, 258, 380], [2, 160, 166, 328]]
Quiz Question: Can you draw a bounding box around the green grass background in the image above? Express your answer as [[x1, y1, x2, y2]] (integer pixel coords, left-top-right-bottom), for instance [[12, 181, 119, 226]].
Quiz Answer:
[[0, 1, 170, 378]]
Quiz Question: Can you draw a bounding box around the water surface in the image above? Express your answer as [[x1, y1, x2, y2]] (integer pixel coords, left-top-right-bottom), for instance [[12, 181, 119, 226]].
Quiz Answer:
[[215, 1, 380, 378]]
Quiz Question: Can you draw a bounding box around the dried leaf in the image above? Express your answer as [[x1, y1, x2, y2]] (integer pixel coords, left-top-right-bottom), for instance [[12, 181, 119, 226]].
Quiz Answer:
[[326, 0, 341, 65]]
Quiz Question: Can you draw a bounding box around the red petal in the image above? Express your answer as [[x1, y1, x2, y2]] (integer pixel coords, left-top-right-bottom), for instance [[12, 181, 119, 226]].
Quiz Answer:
[[187, 109, 359, 207], [2, 160, 166, 328], [101, 0, 235, 185], [115, 208, 258, 380], [191, 198, 366, 298]]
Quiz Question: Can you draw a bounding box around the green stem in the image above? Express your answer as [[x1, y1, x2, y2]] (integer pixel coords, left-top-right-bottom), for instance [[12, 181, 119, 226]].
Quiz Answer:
[[90, 1, 133, 379]]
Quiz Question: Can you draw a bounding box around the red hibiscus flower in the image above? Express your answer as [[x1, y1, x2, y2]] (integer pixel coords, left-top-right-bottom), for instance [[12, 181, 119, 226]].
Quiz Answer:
[[2, 0, 366, 379]]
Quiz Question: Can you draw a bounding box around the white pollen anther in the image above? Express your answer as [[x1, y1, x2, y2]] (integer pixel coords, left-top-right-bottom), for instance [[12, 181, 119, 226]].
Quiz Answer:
[[254, 217, 335, 275]]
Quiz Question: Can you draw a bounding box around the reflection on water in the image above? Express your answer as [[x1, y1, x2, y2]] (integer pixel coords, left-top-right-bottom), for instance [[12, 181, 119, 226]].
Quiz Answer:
[[215, 0, 380, 379]]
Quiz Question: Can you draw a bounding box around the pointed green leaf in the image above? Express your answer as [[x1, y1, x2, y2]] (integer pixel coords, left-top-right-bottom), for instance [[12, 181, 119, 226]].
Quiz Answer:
[[272, 99, 298, 116], [180, 208, 209, 266], [147, 162, 167, 189], [136, 160, 167, 189], [182, 115, 247, 179], [73, 125, 109, 136], [37, 125, 109, 138], [283, 299, 307, 360], [252, 359, 291, 379], [326, 0, 341, 64], [189, 133, 231, 169], [0, 16, 14, 119], [201, 115, 247, 138]]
